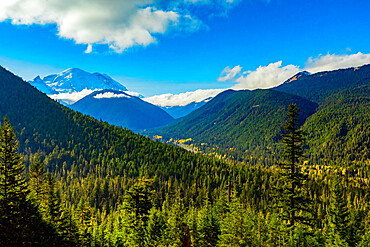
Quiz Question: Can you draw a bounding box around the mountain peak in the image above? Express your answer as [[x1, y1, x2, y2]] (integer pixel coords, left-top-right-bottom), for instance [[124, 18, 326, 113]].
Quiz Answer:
[[284, 71, 311, 84], [33, 75, 42, 81], [29, 68, 127, 95]]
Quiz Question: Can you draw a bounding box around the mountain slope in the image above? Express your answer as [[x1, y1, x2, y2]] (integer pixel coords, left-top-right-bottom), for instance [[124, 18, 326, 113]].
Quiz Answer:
[[29, 68, 127, 93], [153, 89, 318, 164], [71, 89, 174, 130], [275, 64, 370, 103], [302, 84, 370, 166]]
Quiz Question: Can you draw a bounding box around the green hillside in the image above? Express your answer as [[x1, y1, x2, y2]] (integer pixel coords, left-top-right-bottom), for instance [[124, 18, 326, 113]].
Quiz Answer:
[[152, 89, 317, 164], [303, 85, 370, 167]]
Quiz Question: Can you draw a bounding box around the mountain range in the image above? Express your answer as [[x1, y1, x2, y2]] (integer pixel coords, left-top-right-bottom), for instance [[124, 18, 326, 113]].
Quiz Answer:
[[28, 68, 210, 126], [151, 64, 370, 165], [25, 64, 370, 166]]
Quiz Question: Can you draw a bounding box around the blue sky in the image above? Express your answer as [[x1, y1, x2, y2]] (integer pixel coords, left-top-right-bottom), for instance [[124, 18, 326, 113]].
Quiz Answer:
[[0, 0, 369, 98]]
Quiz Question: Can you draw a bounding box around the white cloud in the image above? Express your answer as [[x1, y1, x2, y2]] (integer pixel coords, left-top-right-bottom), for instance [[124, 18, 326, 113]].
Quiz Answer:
[[94, 92, 131, 99], [47, 89, 142, 104], [0, 0, 240, 53], [125, 91, 143, 98], [48, 89, 97, 105], [304, 52, 370, 74], [222, 52, 370, 90], [218, 65, 242, 82], [232, 61, 299, 90], [85, 44, 92, 54], [143, 88, 225, 107]]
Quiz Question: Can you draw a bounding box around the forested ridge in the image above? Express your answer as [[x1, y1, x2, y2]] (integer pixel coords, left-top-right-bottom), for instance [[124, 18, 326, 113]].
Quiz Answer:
[[275, 64, 370, 104], [153, 65, 370, 168], [149, 89, 318, 165], [1, 65, 370, 246]]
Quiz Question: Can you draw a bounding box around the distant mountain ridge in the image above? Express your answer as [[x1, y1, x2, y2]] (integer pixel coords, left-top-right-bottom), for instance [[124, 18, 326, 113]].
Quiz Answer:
[[160, 98, 212, 119], [152, 64, 370, 164], [275, 64, 370, 103], [29, 68, 127, 94], [71, 89, 174, 130]]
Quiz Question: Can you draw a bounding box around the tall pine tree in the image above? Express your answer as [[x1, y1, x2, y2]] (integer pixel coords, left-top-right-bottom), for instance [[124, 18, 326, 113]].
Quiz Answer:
[[275, 104, 313, 245]]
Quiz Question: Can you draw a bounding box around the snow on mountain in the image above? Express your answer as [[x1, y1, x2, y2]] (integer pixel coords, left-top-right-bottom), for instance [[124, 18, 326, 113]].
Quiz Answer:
[[38, 68, 127, 93], [29, 68, 128, 105]]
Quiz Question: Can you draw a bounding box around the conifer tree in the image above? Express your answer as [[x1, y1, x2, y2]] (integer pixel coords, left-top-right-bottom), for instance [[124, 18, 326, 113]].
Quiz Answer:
[[29, 154, 46, 205], [325, 177, 350, 246], [275, 104, 313, 245], [0, 116, 48, 245], [44, 172, 73, 243], [123, 178, 154, 246]]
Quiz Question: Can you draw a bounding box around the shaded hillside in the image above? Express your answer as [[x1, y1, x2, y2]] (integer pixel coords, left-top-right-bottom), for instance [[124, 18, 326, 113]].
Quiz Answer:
[[303, 85, 370, 167], [154, 89, 318, 164], [275, 64, 370, 103], [71, 89, 173, 130]]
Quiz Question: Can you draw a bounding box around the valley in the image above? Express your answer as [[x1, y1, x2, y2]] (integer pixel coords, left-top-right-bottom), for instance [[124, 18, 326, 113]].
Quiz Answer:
[[0, 63, 370, 246]]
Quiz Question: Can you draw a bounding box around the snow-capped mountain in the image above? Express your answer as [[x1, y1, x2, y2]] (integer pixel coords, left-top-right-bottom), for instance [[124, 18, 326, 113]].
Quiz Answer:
[[29, 68, 128, 105], [30, 68, 127, 93]]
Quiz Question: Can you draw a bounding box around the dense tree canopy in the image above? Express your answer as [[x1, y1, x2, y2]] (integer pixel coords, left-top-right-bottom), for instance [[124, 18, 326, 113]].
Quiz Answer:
[[0, 65, 370, 246]]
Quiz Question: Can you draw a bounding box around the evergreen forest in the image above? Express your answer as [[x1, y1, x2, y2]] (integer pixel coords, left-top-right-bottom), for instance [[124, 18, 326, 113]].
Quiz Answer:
[[1, 64, 370, 247]]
